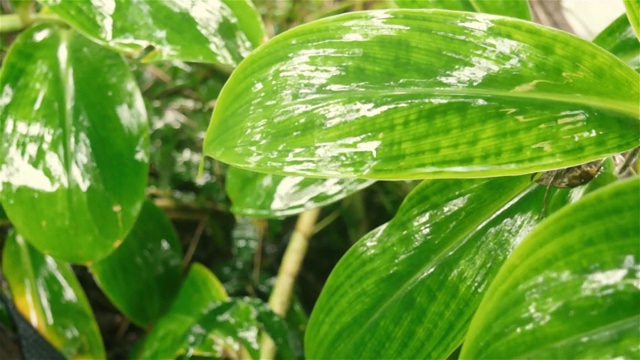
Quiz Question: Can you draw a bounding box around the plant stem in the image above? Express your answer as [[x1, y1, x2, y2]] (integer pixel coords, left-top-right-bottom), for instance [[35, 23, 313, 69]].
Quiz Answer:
[[260, 208, 321, 359], [0, 14, 24, 33]]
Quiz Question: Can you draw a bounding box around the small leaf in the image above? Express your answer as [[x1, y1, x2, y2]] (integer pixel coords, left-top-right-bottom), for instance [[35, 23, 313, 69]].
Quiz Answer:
[[90, 200, 183, 326], [138, 263, 228, 358], [38, 0, 266, 66], [393, 0, 531, 20], [2, 231, 105, 359], [0, 25, 149, 263], [461, 177, 640, 358], [204, 10, 639, 180], [188, 298, 295, 360], [226, 166, 374, 217], [593, 13, 640, 71], [306, 176, 552, 359], [624, 0, 640, 39]]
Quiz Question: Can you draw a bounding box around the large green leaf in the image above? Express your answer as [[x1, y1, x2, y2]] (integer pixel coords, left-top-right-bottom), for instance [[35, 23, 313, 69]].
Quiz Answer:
[[593, 13, 640, 71], [90, 200, 183, 327], [203, 10, 640, 180], [306, 176, 561, 359], [38, 0, 266, 66], [393, 0, 531, 20], [1, 231, 105, 359], [226, 166, 374, 217], [461, 177, 640, 358], [0, 25, 149, 263]]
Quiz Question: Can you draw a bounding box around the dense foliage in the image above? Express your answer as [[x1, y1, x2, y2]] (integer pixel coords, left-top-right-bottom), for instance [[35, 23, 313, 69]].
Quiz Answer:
[[0, 0, 638, 359]]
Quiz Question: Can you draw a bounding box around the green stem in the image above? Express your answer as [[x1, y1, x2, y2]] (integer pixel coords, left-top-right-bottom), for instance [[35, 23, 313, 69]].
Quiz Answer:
[[0, 14, 25, 33], [260, 208, 321, 359]]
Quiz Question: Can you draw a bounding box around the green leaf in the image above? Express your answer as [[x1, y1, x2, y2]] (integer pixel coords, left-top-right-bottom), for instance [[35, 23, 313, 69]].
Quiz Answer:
[[89, 200, 183, 327], [306, 176, 560, 359], [38, 0, 266, 66], [624, 0, 640, 39], [227, 167, 373, 217], [186, 298, 295, 360], [139, 263, 228, 358], [0, 25, 149, 263], [1, 231, 105, 359], [204, 10, 640, 180], [393, 0, 531, 20], [593, 14, 640, 71], [461, 177, 640, 358]]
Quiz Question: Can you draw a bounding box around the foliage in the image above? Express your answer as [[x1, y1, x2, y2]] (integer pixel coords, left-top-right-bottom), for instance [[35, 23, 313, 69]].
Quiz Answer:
[[0, 0, 638, 359]]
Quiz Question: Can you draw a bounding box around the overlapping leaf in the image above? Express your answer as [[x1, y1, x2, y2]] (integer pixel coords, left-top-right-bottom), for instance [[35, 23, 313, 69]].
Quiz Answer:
[[2, 231, 105, 359], [90, 200, 183, 326], [593, 14, 640, 71], [393, 0, 531, 20], [138, 263, 228, 358], [306, 176, 552, 358], [0, 24, 148, 263], [204, 10, 639, 180], [624, 0, 640, 39], [461, 177, 640, 358], [38, 0, 266, 66], [226, 166, 373, 217]]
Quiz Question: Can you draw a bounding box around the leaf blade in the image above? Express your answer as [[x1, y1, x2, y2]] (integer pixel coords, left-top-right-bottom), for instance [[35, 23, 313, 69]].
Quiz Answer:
[[0, 25, 149, 263], [204, 10, 640, 180], [461, 177, 640, 358]]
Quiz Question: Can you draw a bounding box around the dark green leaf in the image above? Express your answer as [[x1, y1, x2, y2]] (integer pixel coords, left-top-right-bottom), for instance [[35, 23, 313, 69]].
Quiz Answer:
[[204, 10, 639, 179], [189, 298, 295, 360], [227, 167, 374, 217], [38, 0, 266, 66], [306, 176, 552, 359], [461, 177, 640, 358], [0, 25, 149, 263], [90, 200, 183, 326], [139, 263, 228, 358], [593, 14, 640, 71], [2, 231, 105, 358]]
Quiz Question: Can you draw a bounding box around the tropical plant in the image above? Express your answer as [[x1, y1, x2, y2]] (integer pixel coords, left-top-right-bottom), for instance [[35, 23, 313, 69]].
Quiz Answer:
[[0, 0, 638, 359]]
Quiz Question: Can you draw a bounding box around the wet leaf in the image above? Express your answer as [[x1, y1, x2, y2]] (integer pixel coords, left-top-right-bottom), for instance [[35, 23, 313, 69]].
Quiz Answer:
[[186, 298, 295, 360], [0, 24, 149, 263], [593, 13, 640, 71], [90, 200, 183, 327], [204, 10, 639, 180], [2, 231, 105, 358], [227, 167, 374, 217], [306, 176, 552, 359], [39, 0, 266, 66], [393, 0, 531, 20], [138, 263, 228, 358], [461, 177, 640, 358]]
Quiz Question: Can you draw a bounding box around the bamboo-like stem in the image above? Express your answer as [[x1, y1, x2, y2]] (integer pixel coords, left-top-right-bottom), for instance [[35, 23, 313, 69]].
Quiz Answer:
[[0, 14, 24, 33], [260, 208, 321, 359]]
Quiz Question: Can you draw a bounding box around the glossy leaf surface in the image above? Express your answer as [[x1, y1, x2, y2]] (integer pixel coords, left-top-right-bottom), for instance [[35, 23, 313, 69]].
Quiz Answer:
[[204, 10, 640, 180], [624, 0, 640, 39], [593, 13, 640, 71], [2, 231, 105, 358], [226, 166, 374, 217], [393, 0, 531, 20], [90, 200, 183, 326], [0, 25, 148, 263], [39, 0, 266, 66], [139, 263, 228, 358], [461, 177, 640, 358], [307, 176, 556, 359], [184, 298, 295, 360]]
